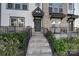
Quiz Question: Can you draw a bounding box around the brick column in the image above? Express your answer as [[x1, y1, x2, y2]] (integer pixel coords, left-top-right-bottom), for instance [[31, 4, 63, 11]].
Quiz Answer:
[[42, 3, 51, 30]]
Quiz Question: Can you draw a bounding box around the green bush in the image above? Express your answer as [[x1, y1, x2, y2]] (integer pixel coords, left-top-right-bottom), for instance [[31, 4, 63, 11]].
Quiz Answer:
[[54, 38, 69, 55], [45, 31, 79, 55], [0, 32, 27, 56]]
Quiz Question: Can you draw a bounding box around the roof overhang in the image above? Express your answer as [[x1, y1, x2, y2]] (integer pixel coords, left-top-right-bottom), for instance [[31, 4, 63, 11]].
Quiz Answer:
[[67, 14, 79, 22], [49, 13, 66, 19], [67, 14, 79, 19], [32, 7, 44, 18]]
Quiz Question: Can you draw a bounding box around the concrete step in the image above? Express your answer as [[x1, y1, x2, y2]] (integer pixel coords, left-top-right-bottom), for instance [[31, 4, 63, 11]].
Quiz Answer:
[[28, 45, 50, 49], [30, 38, 47, 42], [27, 49, 52, 55], [29, 43, 49, 47]]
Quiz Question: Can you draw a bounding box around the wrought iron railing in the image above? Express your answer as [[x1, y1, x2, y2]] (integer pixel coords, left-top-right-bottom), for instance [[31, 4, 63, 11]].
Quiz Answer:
[[50, 27, 79, 34], [0, 26, 27, 33], [0, 26, 32, 56]]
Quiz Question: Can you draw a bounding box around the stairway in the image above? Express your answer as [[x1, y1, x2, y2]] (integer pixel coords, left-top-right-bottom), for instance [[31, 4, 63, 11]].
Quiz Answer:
[[26, 32, 52, 56]]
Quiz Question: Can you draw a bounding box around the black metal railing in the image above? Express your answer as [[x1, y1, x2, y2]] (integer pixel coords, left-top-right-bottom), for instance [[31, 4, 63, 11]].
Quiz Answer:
[[43, 27, 79, 56], [0, 26, 32, 56], [23, 26, 32, 56], [0, 26, 27, 33]]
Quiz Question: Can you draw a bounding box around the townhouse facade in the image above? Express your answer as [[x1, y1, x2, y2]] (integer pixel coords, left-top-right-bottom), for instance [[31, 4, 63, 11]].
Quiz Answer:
[[0, 3, 78, 32]]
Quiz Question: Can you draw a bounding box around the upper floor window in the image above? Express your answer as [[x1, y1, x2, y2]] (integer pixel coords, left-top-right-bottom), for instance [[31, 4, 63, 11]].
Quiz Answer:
[[69, 3, 74, 10], [49, 7, 52, 12], [59, 8, 63, 13], [22, 4, 28, 10], [54, 8, 58, 13], [15, 4, 20, 9], [7, 3, 14, 9], [49, 3, 63, 13], [6, 3, 28, 11], [49, 3, 53, 7], [35, 3, 40, 7]]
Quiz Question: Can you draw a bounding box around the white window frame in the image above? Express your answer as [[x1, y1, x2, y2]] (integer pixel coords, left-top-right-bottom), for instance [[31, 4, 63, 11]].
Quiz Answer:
[[10, 16, 25, 27]]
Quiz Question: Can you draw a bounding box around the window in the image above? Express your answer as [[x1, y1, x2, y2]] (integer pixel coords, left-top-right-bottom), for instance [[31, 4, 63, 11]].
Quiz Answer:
[[35, 3, 40, 7], [10, 17, 25, 27], [11, 18, 17, 26], [49, 3, 53, 7], [22, 4, 28, 10], [15, 4, 20, 9], [7, 3, 28, 11], [7, 3, 13, 9], [49, 7, 52, 13], [58, 3, 63, 8], [59, 8, 63, 13], [54, 8, 58, 13], [69, 3, 74, 10]]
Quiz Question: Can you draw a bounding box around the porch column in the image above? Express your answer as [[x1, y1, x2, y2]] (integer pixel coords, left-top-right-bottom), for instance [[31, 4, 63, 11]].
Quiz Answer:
[[42, 3, 51, 30], [68, 18, 74, 31]]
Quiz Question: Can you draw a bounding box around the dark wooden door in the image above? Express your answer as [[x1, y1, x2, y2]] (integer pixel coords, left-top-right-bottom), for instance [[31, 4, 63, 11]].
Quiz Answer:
[[34, 19, 41, 32]]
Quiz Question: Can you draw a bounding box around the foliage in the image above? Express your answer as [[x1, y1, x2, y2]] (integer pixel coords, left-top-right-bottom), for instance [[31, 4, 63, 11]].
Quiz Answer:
[[45, 31, 79, 55], [53, 38, 69, 55], [0, 32, 27, 56]]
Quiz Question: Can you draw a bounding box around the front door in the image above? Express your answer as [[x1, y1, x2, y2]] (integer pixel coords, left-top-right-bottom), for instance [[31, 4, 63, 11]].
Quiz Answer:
[[34, 19, 41, 32]]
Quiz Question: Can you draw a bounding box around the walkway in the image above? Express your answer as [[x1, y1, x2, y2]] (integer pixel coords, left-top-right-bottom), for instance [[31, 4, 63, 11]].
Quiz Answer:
[[26, 32, 52, 56]]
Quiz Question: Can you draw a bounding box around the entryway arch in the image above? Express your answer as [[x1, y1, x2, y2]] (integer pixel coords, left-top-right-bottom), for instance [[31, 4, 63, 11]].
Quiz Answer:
[[32, 7, 44, 32]]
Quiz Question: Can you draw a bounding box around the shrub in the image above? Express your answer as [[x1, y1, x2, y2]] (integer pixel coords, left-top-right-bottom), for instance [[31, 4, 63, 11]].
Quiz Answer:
[[54, 39, 69, 55], [0, 32, 27, 56]]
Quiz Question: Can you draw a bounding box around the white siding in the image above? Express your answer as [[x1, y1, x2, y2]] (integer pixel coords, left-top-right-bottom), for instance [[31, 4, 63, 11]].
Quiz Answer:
[[74, 3, 79, 27], [1, 3, 42, 28]]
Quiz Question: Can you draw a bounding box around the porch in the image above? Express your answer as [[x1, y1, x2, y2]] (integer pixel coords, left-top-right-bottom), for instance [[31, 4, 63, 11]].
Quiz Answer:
[[50, 27, 79, 38]]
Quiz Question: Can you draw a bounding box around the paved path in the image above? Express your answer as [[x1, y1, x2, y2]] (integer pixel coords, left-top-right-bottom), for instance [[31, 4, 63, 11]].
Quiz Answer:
[[26, 32, 52, 56]]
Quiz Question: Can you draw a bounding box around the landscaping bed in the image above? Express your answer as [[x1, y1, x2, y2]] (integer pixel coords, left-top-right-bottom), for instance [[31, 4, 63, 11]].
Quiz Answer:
[[0, 32, 29, 56], [45, 31, 79, 56]]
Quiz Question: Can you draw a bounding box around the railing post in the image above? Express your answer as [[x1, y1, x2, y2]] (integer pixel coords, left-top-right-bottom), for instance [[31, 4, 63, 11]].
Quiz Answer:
[[42, 28, 48, 35], [24, 26, 32, 56]]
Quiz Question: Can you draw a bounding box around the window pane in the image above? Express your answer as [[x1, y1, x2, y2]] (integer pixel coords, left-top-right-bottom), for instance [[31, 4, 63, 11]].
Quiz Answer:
[[59, 8, 63, 13], [69, 3, 74, 10], [18, 18, 24, 27], [35, 3, 40, 7], [15, 4, 20, 9], [22, 4, 27, 10], [11, 18, 17, 26], [54, 8, 58, 13], [49, 3, 53, 6], [10, 17, 25, 27], [49, 7, 52, 13], [7, 3, 13, 9]]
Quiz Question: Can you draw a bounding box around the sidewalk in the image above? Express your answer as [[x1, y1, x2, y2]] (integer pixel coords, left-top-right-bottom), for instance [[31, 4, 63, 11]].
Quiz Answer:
[[26, 32, 52, 56]]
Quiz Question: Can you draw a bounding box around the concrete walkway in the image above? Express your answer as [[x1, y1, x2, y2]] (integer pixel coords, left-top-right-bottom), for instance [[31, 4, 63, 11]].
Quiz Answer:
[[26, 32, 52, 56]]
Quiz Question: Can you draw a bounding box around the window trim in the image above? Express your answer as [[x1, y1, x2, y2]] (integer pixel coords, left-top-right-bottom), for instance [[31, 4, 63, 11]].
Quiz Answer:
[[69, 3, 74, 10], [15, 4, 21, 10], [59, 8, 63, 13], [6, 3, 29, 11], [7, 3, 14, 9], [22, 4, 28, 10], [53, 8, 58, 13], [9, 16, 25, 27]]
